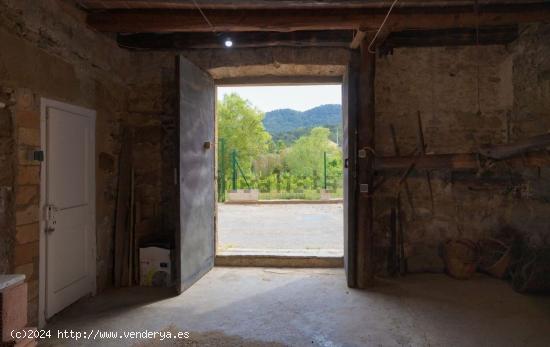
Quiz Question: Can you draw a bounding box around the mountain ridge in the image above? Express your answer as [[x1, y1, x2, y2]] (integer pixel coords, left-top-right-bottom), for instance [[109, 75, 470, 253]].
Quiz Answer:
[[263, 104, 341, 135]]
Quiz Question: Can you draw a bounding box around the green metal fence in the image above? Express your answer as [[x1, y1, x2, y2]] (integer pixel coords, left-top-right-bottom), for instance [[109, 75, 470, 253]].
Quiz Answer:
[[217, 139, 342, 202]]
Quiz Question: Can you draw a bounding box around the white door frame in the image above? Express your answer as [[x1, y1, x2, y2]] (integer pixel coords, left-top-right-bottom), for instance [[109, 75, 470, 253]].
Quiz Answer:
[[38, 98, 96, 328]]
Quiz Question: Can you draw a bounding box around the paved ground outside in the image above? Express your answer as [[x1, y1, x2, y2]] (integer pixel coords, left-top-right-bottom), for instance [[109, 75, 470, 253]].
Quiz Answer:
[[217, 203, 343, 256]]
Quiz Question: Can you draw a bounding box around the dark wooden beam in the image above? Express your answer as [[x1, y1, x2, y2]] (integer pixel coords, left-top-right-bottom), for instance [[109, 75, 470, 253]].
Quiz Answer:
[[374, 152, 550, 171], [343, 51, 359, 288], [380, 25, 518, 53], [356, 37, 376, 289], [87, 4, 550, 33], [118, 31, 353, 50], [479, 133, 550, 160], [78, 0, 549, 10], [117, 26, 517, 51]]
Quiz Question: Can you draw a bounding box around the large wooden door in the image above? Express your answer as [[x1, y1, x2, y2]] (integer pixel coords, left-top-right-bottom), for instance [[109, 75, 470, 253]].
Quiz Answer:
[[343, 58, 359, 288], [43, 99, 96, 317], [177, 56, 216, 293]]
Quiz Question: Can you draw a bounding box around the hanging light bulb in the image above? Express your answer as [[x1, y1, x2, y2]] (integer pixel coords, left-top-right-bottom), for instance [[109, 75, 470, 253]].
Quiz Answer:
[[224, 38, 233, 48]]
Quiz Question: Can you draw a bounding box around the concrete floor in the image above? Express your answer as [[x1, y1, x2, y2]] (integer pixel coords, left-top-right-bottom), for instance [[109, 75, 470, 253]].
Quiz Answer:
[[217, 203, 343, 256], [42, 268, 550, 347]]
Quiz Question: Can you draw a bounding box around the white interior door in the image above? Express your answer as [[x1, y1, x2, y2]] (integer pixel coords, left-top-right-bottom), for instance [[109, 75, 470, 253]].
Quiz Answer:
[[42, 99, 95, 318]]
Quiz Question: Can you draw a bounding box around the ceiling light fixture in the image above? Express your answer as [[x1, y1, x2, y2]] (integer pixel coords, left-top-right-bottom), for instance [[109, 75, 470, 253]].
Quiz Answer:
[[224, 38, 234, 48]]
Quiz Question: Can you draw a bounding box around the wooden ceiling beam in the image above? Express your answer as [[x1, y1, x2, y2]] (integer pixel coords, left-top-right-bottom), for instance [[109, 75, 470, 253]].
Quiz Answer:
[[117, 26, 517, 50], [87, 4, 550, 33], [118, 31, 354, 50], [78, 0, 549, 10], [379, 25, 518, 54]]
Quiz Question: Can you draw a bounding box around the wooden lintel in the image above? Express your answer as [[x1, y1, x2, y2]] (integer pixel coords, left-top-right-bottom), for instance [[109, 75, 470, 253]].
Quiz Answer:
[[380, 25, 518, 53], [87, 4, 550, 33], [374, 152, 550, 171], [118, 31, 353, 50], [78, 0, 550, 11]]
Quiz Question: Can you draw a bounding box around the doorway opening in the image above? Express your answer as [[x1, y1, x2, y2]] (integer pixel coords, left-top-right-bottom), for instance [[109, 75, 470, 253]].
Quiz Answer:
[[215, 84, 344, 259]]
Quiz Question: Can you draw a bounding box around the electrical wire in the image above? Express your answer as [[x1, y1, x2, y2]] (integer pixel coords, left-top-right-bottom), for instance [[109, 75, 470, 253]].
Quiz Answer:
[[191, 0, 217, 34], [368, 0, 400, 54]]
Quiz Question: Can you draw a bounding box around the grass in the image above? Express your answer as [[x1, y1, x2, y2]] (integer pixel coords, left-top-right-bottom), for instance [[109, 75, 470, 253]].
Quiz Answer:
[[258, 188, 343, 201]]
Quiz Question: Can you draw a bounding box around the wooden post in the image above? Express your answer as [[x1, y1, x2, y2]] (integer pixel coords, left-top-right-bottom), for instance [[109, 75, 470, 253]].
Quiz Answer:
[[356, 37, 376, 288]]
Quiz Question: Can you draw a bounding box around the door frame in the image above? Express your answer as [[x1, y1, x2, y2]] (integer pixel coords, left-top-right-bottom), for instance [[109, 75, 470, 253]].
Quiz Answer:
[[38, 98, 96, 327], [213, 76, 348, 260]]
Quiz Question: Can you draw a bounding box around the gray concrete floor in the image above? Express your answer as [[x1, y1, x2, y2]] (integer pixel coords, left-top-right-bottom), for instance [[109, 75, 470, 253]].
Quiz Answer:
[[217, 203, 343, 256], [43, 268, 550, 347]]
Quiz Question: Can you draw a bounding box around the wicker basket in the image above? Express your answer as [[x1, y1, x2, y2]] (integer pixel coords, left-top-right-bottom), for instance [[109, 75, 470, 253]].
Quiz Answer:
[[478, 238, 511, 278], [443, 239, 480, 280]]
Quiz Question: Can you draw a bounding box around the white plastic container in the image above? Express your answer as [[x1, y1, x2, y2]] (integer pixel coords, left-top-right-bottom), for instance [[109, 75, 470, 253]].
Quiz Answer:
[[139, 246, 171, 287]]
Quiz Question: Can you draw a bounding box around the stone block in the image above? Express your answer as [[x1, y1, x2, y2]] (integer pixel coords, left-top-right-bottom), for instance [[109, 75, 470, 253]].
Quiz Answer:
[[227, 189, 259, 202], [26, 298, 38, 326], [16, 167, 40, 186], [27, 280, 38, 301], [15, 223, 38, 245], [0, 282, 28, 342], [17, 128, 40, 147], [13, 264, 34, 282], [17, 149, 40, 166], [13, 242, 38, 267], [320, 189, 332, 201], [0, 109, 13, 137], [16, 110, 39, 129], [15, 205, 38, 226], [99, 152, 115, 172], [15, 90, 36, 112], [15, 186, 38, 207]]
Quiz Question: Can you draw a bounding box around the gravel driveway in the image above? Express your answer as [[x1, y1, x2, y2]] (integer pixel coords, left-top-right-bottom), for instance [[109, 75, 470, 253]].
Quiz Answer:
[[217, 203, 343, 256]]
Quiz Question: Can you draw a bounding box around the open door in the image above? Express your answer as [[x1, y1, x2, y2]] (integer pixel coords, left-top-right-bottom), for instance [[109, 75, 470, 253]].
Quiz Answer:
[[343, 56, 359, 288], [177, 56, 216, 293]]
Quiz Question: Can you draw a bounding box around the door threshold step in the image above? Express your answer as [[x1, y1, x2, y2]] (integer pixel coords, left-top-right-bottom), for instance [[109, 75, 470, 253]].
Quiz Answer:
[[215, 254, 344, 268]]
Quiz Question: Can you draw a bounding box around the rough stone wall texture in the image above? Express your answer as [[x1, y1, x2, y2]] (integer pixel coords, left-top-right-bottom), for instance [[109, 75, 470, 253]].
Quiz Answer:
[[13, 90, 42, 323], [180, 47, 350, 78], [372, 25, 550, 274], [511, 24, 550, 140], [507, 23, 550, 246], [0, 88, 16, 275], [0, 0, 134, 323], [128, 54, 178, 245]]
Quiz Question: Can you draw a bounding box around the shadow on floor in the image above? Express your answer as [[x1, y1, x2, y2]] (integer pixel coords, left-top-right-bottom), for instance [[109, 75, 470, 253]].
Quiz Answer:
[[43, 268, 550, 347]]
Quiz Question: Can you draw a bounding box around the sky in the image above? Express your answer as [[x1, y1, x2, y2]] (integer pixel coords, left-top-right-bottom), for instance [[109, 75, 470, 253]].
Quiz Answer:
[[217, 84, 342, 112]]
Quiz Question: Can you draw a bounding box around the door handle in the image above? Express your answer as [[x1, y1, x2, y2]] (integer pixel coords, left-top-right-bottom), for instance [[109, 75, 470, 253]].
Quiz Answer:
[[46, 204, 58, 233]]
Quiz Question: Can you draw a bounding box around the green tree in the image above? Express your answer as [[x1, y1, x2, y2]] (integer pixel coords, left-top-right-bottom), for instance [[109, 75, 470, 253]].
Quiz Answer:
[[218, 93, 272, 180], [284, 127, 342, 179]]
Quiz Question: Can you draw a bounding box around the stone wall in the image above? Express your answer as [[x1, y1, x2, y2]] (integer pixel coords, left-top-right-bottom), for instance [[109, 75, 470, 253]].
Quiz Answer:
[[372, 25, 550, 274], [0, 0, 133, 324], [0, 88, 15, 275], [131, 36, 549, 276], [128, 54, 178, 246]]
